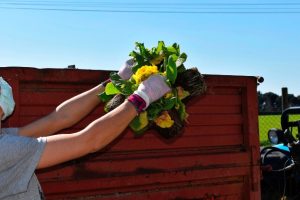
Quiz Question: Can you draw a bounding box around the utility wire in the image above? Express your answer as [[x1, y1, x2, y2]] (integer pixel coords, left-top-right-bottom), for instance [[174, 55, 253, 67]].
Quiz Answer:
[[1, 1, 300, 5], [1, 1, 300, 14], [1, 2, 300, 8], [1, 1, 300, 7], [1, 6, 300, 14]]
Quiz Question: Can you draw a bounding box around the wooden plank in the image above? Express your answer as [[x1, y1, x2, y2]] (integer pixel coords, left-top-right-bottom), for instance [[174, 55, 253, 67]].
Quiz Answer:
[[45, 179, 244, 200], [37, 151, 251, 180], [96, 133, 244, 151], [40, 167, 249, 198], [20, 91, 81, 106], [186, 105, 242, 114], [183, 125, 242, 136], [187, 94, 242, 106], [187, 113, 243, 125]]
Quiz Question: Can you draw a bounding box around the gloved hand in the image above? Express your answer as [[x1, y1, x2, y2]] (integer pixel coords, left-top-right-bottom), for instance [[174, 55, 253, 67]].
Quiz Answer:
[[128, 74, 171, 113], [117, 58, 135, 80], [101, 58, 135, 87], [0, 77, 15, 120]]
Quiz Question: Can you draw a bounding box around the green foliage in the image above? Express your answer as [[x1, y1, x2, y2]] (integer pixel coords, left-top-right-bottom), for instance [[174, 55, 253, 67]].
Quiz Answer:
[[98, 92, 113, 102], [259, 114, 300, 146], [259, 114, 281, 146], [129, 112, 149, 135], [100, 41, 205, 136], [166, 55, 177, 85], [105, 82, 120, 95], [129, 41, 186, 74], [147, 101, 164, 121], [176, 53, 187, 69], [110, 72, 134, 96], [177, 100, 188, 121], [162, 97, 177, 111]]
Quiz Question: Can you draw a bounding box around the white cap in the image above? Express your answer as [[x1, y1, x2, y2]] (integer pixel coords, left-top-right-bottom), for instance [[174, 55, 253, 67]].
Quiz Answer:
[[0, 77, 15, 120]]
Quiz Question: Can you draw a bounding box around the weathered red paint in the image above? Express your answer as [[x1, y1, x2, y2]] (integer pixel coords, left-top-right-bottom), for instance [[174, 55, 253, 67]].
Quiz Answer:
[[1, 67, 261, 199]]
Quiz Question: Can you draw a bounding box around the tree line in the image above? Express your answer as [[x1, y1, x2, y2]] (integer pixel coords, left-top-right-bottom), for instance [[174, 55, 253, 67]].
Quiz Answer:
[[258, 91, 300, 113]]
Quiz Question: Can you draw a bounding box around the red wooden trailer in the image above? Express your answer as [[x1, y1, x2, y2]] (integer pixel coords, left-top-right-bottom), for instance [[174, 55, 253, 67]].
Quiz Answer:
[[1, 67, 261, 199]]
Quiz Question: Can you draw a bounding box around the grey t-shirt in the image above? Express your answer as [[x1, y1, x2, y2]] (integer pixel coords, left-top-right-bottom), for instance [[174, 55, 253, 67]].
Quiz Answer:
[[0, 128, 47, 200]]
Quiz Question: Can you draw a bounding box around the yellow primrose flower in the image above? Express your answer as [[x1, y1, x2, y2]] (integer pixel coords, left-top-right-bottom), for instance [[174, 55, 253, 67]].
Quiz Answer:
[[164, 91, 173, 99], [154, 111, 174, 128], [132, 65, 159, 84], [176, 86, 190, 100]]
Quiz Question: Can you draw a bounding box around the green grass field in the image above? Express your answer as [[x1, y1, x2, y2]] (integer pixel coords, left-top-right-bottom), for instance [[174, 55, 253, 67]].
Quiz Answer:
[[259, 114, 281, 146], [259, 114, 300, 146]]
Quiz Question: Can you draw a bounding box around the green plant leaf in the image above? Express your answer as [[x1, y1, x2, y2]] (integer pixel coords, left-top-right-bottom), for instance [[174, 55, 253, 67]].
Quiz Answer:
[[172, 43, 180, 55], [129, 51, 143, 70], [177, 65, 186, 74], [130, 42, 155, 72], [164, 43, 180, 56], [136, 42, 148, 57], [147, 101, 164, 121], [166, 55, 177, 84], [110, 72, 134, 95], [177, 100, 188, 121], [166, 46, 178, 55], [156, 41, 165, 54], [105, 82, 121, 95], [129, 111, 149, 134], [162, 97, 176, 110], [98, 92, 113, 102], [176, 53, 187, 67]]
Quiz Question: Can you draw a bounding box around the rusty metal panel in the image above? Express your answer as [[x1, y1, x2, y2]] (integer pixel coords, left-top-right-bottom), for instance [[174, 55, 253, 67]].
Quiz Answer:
[[0, 67, 261, 199]]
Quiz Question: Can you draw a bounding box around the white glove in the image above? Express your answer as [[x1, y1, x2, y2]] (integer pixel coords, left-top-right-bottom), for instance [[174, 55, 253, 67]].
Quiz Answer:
[[134, 74, 171, 109], [0, 77, 15, 120], [117, 58, 135, 80]]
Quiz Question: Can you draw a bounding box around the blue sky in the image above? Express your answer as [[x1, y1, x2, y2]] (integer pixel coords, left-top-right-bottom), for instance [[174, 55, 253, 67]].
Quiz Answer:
[[1, 0, 300, 95]]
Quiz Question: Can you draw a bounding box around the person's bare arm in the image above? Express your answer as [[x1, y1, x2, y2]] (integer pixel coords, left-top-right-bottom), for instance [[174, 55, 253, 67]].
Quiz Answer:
[[19, 84, 105, 138], [35, 74, 170, 169], [37, 100, 137, 169]]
